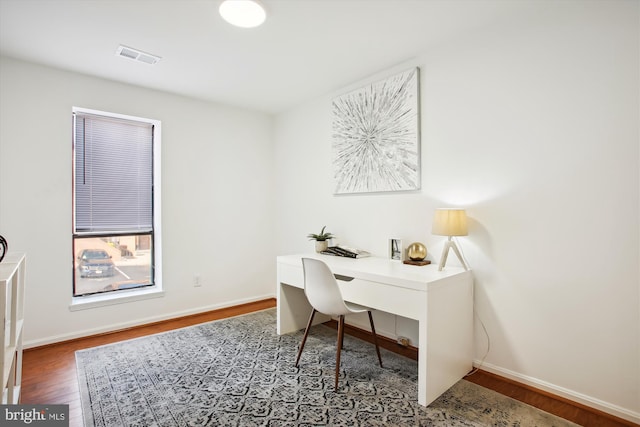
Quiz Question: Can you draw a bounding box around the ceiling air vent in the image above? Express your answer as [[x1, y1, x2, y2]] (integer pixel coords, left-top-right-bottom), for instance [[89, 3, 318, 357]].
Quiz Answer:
[[115, 45, 161, 65]]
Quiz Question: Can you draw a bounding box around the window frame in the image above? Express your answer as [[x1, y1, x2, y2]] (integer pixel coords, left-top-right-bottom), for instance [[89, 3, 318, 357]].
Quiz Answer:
[[70, 107, 163, 308]]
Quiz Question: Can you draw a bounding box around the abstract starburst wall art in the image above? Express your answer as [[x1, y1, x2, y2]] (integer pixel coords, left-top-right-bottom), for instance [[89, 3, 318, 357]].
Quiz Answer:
[[332, 67, 420, 194]]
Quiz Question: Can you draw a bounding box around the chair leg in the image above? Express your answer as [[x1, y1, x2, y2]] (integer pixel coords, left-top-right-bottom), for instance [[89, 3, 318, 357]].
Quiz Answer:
[[295, 309, 316, 367], [335, 315, 345, 391], [368, 311, 383, 367]]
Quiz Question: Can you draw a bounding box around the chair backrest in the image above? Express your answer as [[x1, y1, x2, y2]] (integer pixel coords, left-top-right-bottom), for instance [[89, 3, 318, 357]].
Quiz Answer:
[[302, 258, 351, 316]]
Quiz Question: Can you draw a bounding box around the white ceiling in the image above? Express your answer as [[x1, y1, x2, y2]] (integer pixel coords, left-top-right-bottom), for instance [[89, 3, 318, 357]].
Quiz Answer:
[[0, 0, 540, 114]]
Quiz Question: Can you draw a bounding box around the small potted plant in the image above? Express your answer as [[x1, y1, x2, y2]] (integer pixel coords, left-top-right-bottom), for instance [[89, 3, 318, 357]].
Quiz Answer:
[[307, 226, 335, 253]]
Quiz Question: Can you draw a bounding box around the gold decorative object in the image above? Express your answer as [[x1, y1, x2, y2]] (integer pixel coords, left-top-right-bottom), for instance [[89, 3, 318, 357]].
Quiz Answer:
[[407, 242, 427, 261]]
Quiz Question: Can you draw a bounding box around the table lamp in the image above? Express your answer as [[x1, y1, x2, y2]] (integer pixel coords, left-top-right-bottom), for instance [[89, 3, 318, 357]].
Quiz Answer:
[[432, 208, 469, 271]]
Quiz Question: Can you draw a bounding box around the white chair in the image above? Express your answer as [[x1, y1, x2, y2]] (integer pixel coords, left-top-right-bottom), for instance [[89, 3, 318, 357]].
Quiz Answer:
[[295, 257, 383, 390]]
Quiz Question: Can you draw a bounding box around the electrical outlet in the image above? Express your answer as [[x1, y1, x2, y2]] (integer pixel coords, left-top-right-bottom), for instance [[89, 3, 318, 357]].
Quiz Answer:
[[193, 274, 201, 287], [397, 336, 411, 347]]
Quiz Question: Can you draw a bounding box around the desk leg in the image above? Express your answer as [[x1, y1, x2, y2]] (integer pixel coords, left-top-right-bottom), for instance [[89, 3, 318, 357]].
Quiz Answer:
[[417, 313, 428, 406], [277, 282, 331, 335], [418, 276, 474, 407]]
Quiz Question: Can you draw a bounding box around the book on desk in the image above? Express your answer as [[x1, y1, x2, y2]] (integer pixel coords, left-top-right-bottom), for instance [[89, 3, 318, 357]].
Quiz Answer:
[[320, 245, 371, 258]]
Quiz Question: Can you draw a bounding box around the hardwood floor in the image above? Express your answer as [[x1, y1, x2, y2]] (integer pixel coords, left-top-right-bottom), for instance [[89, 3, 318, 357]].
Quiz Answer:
[[465, 370, 636, 427], [20, 298, 635, 427]]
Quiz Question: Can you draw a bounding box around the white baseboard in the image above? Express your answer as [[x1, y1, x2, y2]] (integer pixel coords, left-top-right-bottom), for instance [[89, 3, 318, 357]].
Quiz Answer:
[[475, 360, 640, 425], [25, 293, 276, 349]]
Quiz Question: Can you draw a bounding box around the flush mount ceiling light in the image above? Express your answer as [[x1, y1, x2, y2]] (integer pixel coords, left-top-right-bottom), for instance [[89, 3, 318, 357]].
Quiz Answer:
[[219, 0, 266, 28], [115, 45, 161, 65]]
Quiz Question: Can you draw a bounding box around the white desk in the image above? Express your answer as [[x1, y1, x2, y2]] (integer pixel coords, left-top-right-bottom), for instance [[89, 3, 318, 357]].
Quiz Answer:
[[276, 253, 473, 407]]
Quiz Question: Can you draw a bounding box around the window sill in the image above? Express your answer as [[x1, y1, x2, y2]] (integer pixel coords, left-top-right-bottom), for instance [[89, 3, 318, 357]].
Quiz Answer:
[[69, 286, 164, 311]]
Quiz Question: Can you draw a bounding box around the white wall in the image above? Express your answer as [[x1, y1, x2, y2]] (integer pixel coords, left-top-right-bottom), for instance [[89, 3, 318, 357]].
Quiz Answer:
[[274, 1, 639, 422], [0, 57, 276, 345]]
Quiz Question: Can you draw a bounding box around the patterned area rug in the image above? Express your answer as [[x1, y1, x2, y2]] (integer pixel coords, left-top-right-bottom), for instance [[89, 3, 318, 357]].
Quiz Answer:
[[76, 309, 576, 426]]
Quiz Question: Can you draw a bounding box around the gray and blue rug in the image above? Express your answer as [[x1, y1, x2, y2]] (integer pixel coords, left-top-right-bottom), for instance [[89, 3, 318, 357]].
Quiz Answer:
[[76, 309, 575, 426]]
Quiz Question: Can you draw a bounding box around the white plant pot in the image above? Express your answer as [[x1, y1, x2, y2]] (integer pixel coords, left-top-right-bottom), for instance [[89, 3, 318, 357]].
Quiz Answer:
[[315, 241, 329, 253]]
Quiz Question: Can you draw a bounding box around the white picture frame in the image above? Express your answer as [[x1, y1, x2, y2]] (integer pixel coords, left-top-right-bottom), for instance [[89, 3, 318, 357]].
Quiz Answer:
[[389, 238, 403, 261], [332, 67, 420, 194]]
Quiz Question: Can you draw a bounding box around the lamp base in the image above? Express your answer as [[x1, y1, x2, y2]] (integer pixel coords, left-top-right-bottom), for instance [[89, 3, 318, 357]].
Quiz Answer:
[[438, 237, 469, 271]]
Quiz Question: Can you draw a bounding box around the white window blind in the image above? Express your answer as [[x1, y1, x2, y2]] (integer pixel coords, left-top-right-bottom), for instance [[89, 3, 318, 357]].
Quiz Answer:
[[74, 113, 153, 233]]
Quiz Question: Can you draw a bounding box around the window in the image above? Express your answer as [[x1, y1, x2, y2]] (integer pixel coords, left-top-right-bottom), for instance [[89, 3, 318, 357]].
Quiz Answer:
[[72, 107, 161, 297]]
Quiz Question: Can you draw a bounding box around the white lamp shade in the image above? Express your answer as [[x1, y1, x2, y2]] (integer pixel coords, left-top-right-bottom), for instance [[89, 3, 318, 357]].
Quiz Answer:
[[219, 0, 266, 28], [432, 209, 468, 236]]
